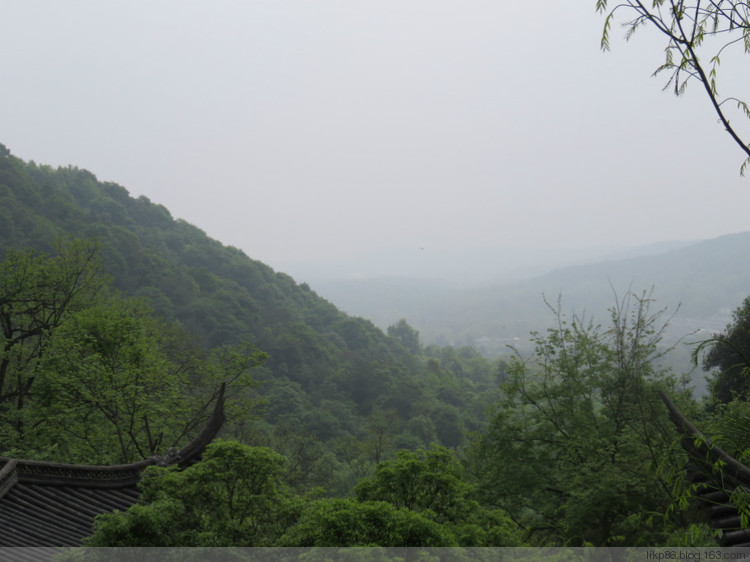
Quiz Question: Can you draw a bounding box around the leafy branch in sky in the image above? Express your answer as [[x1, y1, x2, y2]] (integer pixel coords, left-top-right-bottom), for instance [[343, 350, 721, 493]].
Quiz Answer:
[[597, 0, 750, 173]]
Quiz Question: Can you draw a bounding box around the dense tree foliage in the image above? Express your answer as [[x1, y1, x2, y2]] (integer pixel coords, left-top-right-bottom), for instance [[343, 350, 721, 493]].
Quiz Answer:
[[34, 299, 191, 462], [354, 446, 522, 546], [86, 441, 299, 546], [387, 319, 422, 355], [468, 292, 698, 546], [701, 296, 750, 403], [0, 244, 262, 463], [87, 440, 523, 547], [0, 240, 105, 441]]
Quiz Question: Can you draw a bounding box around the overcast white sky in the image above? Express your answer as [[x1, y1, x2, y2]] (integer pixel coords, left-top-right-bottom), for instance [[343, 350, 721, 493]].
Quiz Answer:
[[1, 1, 748, 273]]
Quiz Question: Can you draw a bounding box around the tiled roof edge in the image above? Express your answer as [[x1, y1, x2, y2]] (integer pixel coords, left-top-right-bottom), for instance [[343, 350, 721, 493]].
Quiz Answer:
[[10, 459, 149, 488], [659, 389, 750, 487], [0, 460, 18, 498], [0, 384, 226, 488]]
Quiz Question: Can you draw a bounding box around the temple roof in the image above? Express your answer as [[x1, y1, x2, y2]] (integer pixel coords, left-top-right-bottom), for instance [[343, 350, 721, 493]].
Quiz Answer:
[[660, 390, 750, 547], [0, 385, 225, 548]]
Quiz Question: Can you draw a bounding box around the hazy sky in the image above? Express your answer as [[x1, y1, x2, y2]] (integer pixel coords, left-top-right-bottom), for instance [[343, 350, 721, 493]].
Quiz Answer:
[[2, 1, 748, 272]]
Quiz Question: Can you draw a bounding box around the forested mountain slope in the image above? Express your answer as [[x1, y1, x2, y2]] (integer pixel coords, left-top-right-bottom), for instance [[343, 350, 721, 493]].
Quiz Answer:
[[0, 145, 498, 490]]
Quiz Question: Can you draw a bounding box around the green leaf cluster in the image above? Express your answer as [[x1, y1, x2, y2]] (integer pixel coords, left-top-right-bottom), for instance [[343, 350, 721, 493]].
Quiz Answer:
[[87, 441, 523, 547], [86, 440, 298, 546], [469, 292, 695, 546], [353, 446, 523, 546], [699, 296, 750, 404]]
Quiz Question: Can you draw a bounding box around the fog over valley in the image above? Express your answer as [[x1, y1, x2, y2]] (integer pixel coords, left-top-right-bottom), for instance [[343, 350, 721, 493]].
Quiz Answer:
[[299, 232, 749, 352]]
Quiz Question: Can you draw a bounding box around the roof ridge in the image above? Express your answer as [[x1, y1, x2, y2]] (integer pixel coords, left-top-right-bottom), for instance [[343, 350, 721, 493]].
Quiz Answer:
[[0, 383, 226, 489], [0, 460, 18, 499], [174, 382, 226, 468], [659, 390, 750, 486]]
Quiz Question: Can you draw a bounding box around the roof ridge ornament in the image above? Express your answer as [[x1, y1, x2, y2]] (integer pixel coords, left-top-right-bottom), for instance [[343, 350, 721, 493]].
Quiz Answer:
[[152, 447, 180, 467]]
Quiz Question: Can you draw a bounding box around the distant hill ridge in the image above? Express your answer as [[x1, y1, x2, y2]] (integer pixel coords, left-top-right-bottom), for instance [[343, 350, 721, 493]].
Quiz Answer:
[[309, 231, 750, 353]]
